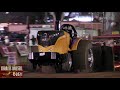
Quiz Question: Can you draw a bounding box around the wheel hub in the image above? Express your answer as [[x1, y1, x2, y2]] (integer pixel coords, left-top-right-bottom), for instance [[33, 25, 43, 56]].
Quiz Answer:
[[88, 49, 94, 67]]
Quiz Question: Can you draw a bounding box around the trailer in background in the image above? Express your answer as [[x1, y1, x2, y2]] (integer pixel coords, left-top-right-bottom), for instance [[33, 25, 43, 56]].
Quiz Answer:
[[93, 34, 120, 71]]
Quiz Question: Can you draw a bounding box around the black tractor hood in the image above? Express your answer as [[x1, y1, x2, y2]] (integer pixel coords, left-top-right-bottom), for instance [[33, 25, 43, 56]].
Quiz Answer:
[[37, 30, 64, 46]]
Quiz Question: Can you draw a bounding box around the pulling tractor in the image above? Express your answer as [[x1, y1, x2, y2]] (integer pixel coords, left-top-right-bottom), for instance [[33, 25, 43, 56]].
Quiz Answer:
[[28, 12, 114, 73]]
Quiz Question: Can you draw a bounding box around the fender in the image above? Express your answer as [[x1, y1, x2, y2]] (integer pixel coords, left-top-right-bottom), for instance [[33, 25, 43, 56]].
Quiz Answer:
[[70, 38, 81, 51]]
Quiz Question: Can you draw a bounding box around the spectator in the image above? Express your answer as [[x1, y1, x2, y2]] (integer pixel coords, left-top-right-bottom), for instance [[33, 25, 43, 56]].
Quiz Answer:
[[93, 16, 100, 22], [93, 18, 100, 22], [4, 36, 10, 46], [31, 35, 36, 45], [1, 35, 5, 44]]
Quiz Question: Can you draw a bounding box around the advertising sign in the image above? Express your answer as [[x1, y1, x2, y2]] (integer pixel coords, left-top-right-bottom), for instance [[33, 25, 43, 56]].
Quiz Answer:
[[7, 52, 17, 65], [112, 31, 119, 35], [16, 45, 28, 56]]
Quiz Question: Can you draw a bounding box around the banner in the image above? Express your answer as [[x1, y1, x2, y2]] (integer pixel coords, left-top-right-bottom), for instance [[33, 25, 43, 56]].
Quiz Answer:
[[0, 65, 23, 78]]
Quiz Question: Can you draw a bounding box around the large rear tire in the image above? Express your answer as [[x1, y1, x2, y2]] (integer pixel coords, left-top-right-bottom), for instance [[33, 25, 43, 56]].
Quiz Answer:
[[101, 46, 114, 71], [71, 40, 94, 73], [92, 46, 103, 72]]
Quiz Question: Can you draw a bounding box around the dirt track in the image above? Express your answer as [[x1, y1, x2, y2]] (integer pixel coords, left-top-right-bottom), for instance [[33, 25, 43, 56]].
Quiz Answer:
[[23, 71, 120, 78]]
